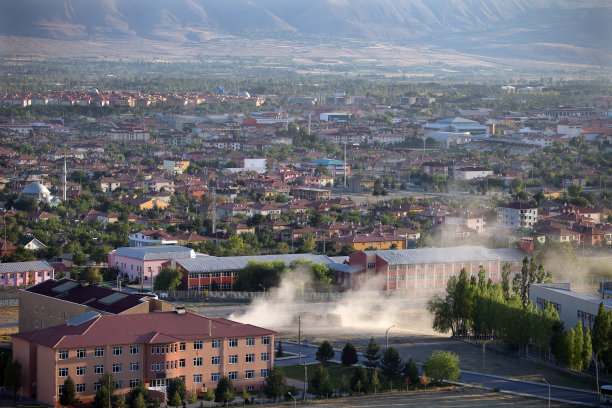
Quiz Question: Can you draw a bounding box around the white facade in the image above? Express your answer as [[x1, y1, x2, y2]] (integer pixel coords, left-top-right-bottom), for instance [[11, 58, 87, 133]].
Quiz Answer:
[[497, 203, 538, 229], [454, 167, 493, 180], [530, 283, 612, 333]]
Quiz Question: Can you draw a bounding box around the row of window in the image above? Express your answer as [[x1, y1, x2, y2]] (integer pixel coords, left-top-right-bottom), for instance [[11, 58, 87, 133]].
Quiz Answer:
[[4, 271, 51, 280], [59, 362, 138, 377], [150, 353, 269, 372], [188, 271, 234, 279], [34, 304, 68, 320], [59, 346, 139, 360], [59, 379, 141, 395], [211, 369, 268, 382], [388, 272, 500, 282], [189, 283, 232, 290]]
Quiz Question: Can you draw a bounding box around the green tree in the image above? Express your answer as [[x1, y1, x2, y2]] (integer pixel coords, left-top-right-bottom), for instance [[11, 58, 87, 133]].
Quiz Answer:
[[341, 342, 358, 366], [169, 391, 182, 407], [60, 376, 79, 406], [214, 376, 235, 406], [80, 267, 103, 284], [128, 381, 148, 408], [132, 393, 147, 408], [204, 388, 214, 401], [501, 262, 511, 300], [93, 372, 116, 408], [592, 302, 612, 369], [350, 366, 368, 394], [4, 359, 21, 403], [403, 357, 419, 384], [582, 327, 593, 372], [297, 232, 316, 253], [363, 337, 381, 370], [309, 365, 333, 397], [316, 340, 335, 365], [371, 370, 381, 394], [379, 347, 403, 379], [72, 251, 87, 266], [264, 366, 287, 401], [153, 267, 183, 291], [422, 350, 461, 383], [166, 377, 186, 404]]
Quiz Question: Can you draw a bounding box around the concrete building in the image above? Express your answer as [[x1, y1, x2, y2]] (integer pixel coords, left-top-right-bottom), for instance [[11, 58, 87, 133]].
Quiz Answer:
[[129, 230, 178, 247], [530, 283, 612, 333], [19, 278, 173, 332], [163, 159, 190, 175], [290, 187, 331, 201], [334, 246, 526, 295], [454, 166, 493, 180], [303, 158, 350, 178], [0, 261, 54, 287], [497, 202, 538, 229], [108, 246, 196, 286], [320, 112, 350, 122], [445, 211, 485, 233], [13, 310, 275, 406], [423, 117, 489, 135]]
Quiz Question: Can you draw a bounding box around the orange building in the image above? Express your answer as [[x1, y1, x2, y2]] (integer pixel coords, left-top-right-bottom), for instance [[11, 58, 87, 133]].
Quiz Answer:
[[13, 309, 274, 406], [330, 233, 408, 251]]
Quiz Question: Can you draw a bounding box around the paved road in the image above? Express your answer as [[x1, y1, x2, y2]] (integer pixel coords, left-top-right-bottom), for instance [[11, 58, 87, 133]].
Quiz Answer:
[[277, 342, 602, 406]]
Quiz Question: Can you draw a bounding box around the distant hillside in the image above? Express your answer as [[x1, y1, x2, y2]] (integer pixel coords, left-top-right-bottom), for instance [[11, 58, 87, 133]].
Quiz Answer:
[[0, 0, 610, 68]]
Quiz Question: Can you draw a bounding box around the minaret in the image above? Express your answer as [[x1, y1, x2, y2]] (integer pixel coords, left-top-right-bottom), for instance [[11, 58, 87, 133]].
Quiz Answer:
[[211, 188, 217, 234], [63, 156, 67, 202], [343, 141, 347, 187]]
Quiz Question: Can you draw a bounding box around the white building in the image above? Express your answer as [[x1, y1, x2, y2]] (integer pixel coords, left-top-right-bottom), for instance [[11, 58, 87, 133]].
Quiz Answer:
[[320, 113, 350, 122], [530, 283, 612, 333], [497, 202, 538, 229], [454, 166, 493, 180], [129, 230, 178, 247]]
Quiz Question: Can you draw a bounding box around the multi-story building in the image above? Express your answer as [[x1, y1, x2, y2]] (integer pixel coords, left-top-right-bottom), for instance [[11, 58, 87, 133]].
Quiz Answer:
[[13, 309, 275, 406], [19, 278, 173, 332], [0, 261, 54, 287], [129, 230, 178, 247], [108, 246, 196, 286], [289, 187, 331, 201], [334, 246, 526, 295], [497, 202, 538, 229], [330, 233, 409, 251], [445, 211, 485, 233], [163, 159, 190, 175]]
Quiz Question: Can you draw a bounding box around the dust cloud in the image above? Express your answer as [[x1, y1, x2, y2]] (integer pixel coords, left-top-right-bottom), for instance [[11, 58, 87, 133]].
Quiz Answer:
[[229, 267, 436, 336]]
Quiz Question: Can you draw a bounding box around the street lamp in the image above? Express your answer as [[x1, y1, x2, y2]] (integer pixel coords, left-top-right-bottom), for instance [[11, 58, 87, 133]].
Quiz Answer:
[[385, 324, 396, 349], [542, 378, 550, 408], [596, 347, 609, 395], [287, 391, 296, 408]]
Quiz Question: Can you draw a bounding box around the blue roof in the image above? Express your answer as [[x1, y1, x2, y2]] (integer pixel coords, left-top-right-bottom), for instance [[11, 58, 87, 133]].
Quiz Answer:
[[311, 158, 345, 166]]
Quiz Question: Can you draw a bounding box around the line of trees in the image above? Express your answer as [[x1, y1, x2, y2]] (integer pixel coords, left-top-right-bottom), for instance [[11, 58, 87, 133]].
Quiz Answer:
[[427, 258, 607, 373], [233, 259, 332, 292]]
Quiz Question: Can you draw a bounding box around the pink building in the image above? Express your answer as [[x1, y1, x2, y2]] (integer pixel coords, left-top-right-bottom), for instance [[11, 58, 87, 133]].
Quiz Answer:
[[108, 246, 196, 287], [0, 261, 54, 287]]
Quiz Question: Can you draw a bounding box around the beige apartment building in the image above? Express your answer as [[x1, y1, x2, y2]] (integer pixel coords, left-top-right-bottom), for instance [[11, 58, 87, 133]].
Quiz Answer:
[[19, 278, 173, 332], [13, 310, 275, 406]]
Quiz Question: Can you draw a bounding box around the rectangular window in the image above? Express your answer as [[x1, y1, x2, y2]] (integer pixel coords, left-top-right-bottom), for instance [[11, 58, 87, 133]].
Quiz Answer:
[[151, 363, 155, 372], [228, 338, 238, 347], [245, 354, 254, 363], [212, 340, 221, 349], [112, 364, 122, 373], [58, 368, 68, 377], [130, 362, 139, 372], [130, 379, 140, 389], [130, 345, 140, 355], [58, 385, 64, 395], [59, 350, 69, 360], [76, 366, 86, 376], [260, 369, 268, 378], [261, 353, 270, 362], [76, 384, 86, 393], [245, 370, 254, 379], [211, 356, 220, 365], [94, 383, 101, 392], [194, 341, 203, 350], [261, 336, 270, 345], [193, 374, 202, 383], [94, 348, 103, 357], [113, 346, 122, 356], [116, 380, 122, 389], [246, 337, 255, 346], [193, 358, 202, 367], [229, 371, 238, 380], [76, 349, 86, 359], [211, 373, 220, 382], [94, 365, 104, 375], [179, 359, 185, 368], [229, 355, 238, 364], [179, 342, 186, 351]]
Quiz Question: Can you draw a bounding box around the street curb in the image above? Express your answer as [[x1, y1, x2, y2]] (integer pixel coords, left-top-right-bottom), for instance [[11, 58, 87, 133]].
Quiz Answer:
[[460, 369, 599, 395], [448, 381, 598, 407]]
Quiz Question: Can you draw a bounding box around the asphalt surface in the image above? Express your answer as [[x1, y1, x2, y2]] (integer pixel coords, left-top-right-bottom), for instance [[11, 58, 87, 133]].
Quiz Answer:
[[277, 342, 603, 406]]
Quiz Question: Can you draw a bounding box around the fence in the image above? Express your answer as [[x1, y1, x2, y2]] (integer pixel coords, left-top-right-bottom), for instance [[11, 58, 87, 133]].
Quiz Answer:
[[0, 298, 19, 307]]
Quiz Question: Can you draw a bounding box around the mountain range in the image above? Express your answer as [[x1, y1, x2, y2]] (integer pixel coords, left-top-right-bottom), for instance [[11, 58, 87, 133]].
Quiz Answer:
[[1, 0, 610, 69]]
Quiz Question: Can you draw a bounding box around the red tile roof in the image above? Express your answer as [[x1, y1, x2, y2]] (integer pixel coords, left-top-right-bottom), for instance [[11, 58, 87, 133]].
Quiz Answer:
[[13, 310, 274, 349]]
